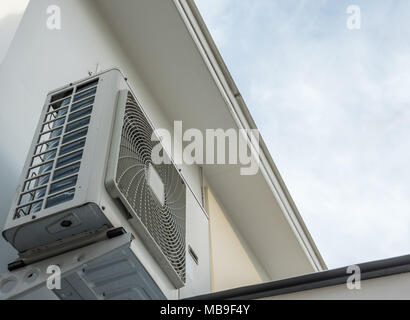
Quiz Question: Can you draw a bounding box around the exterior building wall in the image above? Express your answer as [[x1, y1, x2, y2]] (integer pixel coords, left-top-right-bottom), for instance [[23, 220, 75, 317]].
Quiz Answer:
[[0, 0, 204, 287], [0, 0, 259, 298], [0, 0, 327, 300], [205, 187, 269, 292]]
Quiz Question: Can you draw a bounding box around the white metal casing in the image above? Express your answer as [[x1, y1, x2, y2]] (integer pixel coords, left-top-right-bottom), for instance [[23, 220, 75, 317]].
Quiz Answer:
[[0, 233, 167, 300], [2, 69, 210, 299]]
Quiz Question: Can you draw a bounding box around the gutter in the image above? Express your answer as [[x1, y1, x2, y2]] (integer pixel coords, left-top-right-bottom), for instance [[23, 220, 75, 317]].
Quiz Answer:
[[174, 0, 327, 271], [189, 254, 410, 300]]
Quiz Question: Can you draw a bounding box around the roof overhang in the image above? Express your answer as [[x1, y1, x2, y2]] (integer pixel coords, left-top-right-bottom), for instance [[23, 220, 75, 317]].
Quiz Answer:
[[94, 0, 326, 279]]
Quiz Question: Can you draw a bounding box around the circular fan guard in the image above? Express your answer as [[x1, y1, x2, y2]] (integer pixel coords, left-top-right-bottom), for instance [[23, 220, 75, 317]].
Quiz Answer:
[[115, 94, 186, 283]]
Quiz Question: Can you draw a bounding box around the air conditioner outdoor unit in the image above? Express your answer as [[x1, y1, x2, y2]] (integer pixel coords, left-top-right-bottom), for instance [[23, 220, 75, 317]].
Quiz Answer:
[[2, 69, 210, 299]]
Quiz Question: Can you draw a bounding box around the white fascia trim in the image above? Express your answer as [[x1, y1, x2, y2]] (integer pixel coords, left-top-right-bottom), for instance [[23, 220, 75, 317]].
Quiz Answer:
[[173, 0, 327, 272]]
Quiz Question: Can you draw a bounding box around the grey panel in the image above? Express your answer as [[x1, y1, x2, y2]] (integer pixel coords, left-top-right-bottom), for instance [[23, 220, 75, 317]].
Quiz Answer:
[[0, 232, 166, 300], [54, 241, 165, 300], [3, 203, 111, 252]]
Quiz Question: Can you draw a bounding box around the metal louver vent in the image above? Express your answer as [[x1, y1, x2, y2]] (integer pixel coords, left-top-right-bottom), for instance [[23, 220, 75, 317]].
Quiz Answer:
[[106, 91, 186, 288], [14, 78, 99, 220]]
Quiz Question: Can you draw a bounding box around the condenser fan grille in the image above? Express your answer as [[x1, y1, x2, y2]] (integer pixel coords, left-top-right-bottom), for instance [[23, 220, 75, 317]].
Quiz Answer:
[[112, 93, 186, 285]]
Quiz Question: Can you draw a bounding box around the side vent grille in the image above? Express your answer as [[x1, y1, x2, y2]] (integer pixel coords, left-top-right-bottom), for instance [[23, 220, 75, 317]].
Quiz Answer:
[[14, 78, 99, 220]]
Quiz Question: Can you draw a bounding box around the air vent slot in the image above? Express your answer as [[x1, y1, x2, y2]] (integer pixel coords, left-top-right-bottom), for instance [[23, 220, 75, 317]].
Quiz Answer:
[[188, 246, 199, 265]]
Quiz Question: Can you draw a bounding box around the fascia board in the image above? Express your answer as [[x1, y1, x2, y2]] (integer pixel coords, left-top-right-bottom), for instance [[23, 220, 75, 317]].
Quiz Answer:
[[173, 0, 327, 271]]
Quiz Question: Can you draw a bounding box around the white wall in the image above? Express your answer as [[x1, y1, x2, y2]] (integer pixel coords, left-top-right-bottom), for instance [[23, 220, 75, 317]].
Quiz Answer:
[[205, 187, 269, 291], [0, 0, 204, 282], [0, 0, 29, 63]]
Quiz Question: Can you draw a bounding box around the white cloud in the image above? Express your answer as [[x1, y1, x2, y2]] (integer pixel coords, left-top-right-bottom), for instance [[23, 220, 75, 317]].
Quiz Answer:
[[197, 0, 410, 268], [194, 0, 234, 49]]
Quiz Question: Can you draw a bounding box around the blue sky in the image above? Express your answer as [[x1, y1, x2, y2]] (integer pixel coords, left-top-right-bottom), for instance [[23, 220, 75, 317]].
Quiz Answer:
[[196, 0, 410, 268], [1, 0, 410, 270]]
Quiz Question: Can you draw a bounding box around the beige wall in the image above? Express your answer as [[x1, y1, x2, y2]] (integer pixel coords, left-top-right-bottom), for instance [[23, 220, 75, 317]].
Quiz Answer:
[[205, 187, 266, 292]]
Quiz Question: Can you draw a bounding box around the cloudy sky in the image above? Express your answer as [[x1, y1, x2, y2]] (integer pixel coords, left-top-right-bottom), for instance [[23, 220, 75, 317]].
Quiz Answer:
[[1, 0, 410, 270], [195, 0, 410, 268]]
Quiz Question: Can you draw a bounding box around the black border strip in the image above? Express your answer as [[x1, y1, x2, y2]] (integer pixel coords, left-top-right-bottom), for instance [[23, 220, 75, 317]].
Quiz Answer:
[[189, 254, 410, 300]]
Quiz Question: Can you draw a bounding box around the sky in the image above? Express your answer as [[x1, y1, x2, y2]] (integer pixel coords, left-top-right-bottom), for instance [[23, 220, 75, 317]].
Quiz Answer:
[[0, 0, 410, 270], [195, 0, 410, 268]]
